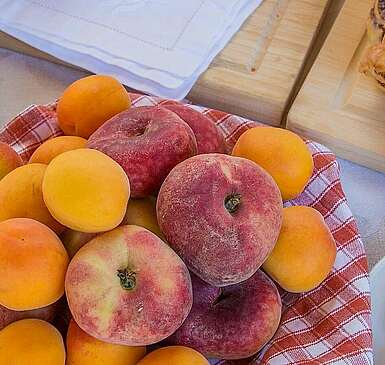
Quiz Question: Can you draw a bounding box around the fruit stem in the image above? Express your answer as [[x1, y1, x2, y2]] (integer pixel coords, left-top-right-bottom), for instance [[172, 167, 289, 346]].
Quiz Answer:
[[225, 193, 241, 214], [212, 288, 230, 306], [117, 268, 136, 290]]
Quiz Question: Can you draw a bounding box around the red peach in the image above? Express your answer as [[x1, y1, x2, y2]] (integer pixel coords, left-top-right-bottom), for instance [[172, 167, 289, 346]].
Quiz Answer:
[[163, 105, 226, 154], [168, 271, 282, 360], [157, 154, 283, 287], [65, 225, 193, 346], [87, 106, 197, 197]]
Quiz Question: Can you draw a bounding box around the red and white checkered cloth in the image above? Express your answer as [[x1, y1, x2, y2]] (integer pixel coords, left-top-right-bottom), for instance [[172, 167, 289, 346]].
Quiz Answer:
[[0, 93, 372, 365]]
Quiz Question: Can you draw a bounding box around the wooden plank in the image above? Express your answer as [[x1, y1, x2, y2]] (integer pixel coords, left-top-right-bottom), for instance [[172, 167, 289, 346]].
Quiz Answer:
[[288, 0, 385, 173], [189, 0, 329, 125], [0, 0, 328, 126]]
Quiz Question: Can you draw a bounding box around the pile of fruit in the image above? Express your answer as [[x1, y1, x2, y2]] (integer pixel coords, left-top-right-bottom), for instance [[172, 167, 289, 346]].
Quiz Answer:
[[0, 75, 337, 364]]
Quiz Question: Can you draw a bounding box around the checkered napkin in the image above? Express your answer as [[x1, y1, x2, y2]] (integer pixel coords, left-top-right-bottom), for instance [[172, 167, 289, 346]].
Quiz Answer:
[[0, 93, 372, 365]]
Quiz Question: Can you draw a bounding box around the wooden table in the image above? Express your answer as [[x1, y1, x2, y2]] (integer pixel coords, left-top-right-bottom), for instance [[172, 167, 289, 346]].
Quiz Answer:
[[288, 0, 385, 173]]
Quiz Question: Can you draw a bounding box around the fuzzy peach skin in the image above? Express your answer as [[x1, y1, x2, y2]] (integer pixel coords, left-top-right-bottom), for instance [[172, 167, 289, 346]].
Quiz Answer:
[[43, 148, 130, 233], [0, 319, 65, 365], [137, 346, 209, 365], [0, 163, 64, 233], [121, 197, 164, 239], [0, 301, 59, 331], [65, 225, 193, 346], [67, 319, 146, 365], [29, 136, 87, 164], [263, 206, 337, 293], [87, 106, 197, 197], [0, 218, 69, 310], [163, 105, 226, 154], [0, 142, 22, 180], [157, 153, 283, 287], [168, 271, 282, 360]]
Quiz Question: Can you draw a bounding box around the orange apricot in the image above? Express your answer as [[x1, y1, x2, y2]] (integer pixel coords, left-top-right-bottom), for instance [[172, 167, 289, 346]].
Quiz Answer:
[[0, 319, 65, 364], [262, 206, 337, 293], [0, 163, 64, 233], [137, 346, 209, 365], [42, 149, 130, 233], [232, 127, 314, 201], [66, 319, 146, 365], [29, 136, 87, 164], [57, 75, 131, 138], [0, 142, 22, 180], [0, 218, 69, 310]]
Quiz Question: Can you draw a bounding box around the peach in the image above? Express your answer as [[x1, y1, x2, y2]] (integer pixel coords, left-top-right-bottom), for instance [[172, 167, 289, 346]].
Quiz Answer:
[[29, 136, 87, 164], [67, 319, 146, 365], [61, 229, 97, 258], [137, 346, 209, 365], [0, 319, 65, 364], [163, 105, 226, 154], [232, 127, 314, 201], [262, 206, 337, 292], [157, 154, 283, 287], [0, 163, 64, 233], [0, 218, 69, 310], [168, 271, 282, 360], [42, 148, 130, 233], [121, 197, 163, 238], [87, 106, 197, 197], [65, 225, 192, 346], [0, 142, 22, 180], [57, 75, 131, 138], [0, 301, 59, 331]]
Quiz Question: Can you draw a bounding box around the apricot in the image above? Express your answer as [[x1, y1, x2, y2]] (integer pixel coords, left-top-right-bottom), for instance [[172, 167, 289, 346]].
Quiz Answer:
[[43, 149, 130, 233], [137, 346, 209, 365], [0, 319, 65, 364], [121, 197, 163, 238], [262, 206, 337, 293], [57, 75, 131, 138], [232, 127, 314, 201], [61, 229, 97, 258], [0, 142, 22, 180], [0, 163, 64, 233], [29, 136, 87, 164], [67, 319, 146, 365], [0, 218, 69, 310]]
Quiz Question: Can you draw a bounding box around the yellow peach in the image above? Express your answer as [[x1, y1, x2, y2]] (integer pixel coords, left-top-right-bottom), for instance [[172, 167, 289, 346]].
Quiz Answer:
[[29, 136, 87, 164], [0, 319, 65, 364], [66, 319, 146, 365], [263, 206, 337, 292], [42, 149, 130, 233], [0, 163, 64, 233]]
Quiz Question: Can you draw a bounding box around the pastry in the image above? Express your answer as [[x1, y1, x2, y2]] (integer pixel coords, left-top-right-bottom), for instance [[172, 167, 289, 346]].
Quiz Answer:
[[360, 43, 385, 90], [367, 0, 385, 44]]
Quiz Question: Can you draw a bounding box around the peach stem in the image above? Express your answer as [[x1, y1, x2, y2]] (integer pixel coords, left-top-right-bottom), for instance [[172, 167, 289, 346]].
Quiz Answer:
[[117, 268, 136, 290], [212, 288, 230, 306], [224, 193, 241, 214]]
